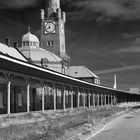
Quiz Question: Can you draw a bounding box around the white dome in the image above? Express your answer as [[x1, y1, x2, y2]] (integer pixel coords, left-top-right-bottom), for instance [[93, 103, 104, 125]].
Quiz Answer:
[[22, 32, 39, 43], [22, 30, 39, 48]]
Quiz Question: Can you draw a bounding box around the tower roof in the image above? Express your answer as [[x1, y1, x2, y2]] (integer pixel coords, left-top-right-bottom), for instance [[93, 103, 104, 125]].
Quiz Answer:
[[22, 30, 39, 43]]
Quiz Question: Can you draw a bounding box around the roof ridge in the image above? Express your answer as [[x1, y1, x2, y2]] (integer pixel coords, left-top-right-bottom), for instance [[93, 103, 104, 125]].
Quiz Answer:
[[82, 65, 99, 78]]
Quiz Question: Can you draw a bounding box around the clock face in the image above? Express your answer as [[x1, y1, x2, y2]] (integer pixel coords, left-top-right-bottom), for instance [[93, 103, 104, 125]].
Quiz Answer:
[[44, 22, 55, 34]]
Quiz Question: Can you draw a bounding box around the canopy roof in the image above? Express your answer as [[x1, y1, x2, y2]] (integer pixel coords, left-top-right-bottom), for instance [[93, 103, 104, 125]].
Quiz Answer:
[[0, 43, 27, 62]]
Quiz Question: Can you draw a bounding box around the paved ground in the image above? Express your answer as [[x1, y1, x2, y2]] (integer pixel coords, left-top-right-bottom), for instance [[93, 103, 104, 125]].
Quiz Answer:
[[89, 109, 140, 140]]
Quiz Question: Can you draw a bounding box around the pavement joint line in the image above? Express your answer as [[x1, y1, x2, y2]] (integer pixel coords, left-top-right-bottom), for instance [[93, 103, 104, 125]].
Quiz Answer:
[[85, 112, 130, 140]]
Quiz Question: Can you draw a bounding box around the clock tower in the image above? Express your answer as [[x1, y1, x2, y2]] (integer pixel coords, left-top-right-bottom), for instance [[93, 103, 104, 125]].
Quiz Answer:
[[40, 0, 70, 74]]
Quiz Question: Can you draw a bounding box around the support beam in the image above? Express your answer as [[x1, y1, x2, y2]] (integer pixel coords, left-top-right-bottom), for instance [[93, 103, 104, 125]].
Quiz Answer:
[[3, 73, 13, 115], [42, 87, 45, 112], [88, 93, 91, 108], [108, 94, 110, 106], [52, 84, 56, 111], [24, 77, 31, 113], [77, 88, 80, 108], [27, 84, 30, 113], [53, 88, 56, 111], [63, 89, 66, 110], [104, 94, 107, 106], [83, 90, 86, 108], [71, 90, 73, 110], [7, 81, 11, 115], [93, 94, 95, 108], [101, 95, 103, 107], [97, 94, 100, 108], [111, 95, 113, 106]]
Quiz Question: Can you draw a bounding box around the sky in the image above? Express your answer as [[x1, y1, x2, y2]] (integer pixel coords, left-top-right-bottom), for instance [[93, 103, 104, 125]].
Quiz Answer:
[[0, 0, 140, 90]]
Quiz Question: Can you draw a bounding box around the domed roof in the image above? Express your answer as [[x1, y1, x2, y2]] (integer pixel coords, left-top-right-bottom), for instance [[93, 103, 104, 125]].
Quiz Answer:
[[22, 31, 39, 43], [19, 47, 62, 63]]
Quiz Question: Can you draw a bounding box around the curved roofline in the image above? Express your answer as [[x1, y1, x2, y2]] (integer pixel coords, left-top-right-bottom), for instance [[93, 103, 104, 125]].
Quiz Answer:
[[0, 53, 134, 95]]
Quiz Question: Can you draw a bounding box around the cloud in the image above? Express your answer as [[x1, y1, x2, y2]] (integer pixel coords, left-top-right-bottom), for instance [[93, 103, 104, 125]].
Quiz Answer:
[[0, 0, 40, 9], [115, 46, 140, 53], [114, 37, 140, 53], [95, 64, 140, 74], [63, 0, 140, 20]]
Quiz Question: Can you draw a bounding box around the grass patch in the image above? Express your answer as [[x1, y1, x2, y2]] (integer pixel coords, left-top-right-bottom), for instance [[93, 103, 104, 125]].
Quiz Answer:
[[0, 107, 127, 140]]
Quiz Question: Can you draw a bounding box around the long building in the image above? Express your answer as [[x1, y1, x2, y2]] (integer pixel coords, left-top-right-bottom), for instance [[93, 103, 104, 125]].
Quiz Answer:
[[0, 0, 140, 115]]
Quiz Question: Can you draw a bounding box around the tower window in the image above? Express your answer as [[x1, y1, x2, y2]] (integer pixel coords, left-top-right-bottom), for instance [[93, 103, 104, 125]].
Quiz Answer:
[[46, 41, 53, 47]]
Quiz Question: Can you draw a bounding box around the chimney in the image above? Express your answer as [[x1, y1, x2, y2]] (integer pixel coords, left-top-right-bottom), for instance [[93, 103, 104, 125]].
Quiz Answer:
[[5, 38, 10, 47], [14, 41, 19, 49]]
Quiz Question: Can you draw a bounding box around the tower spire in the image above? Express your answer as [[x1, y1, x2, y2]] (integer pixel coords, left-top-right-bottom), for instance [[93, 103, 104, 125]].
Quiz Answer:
[[48, 0, 60, 13], [113, 74, 117, 90], [28, 26, 30, 33]]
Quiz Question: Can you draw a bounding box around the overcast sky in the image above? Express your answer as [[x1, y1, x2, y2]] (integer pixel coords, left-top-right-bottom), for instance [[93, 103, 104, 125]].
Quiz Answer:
[[0, 0, 140, 90]]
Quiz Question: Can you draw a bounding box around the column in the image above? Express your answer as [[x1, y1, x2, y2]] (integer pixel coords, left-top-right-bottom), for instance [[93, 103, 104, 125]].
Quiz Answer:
[[114, 96, 117, 105], [71, 90, 73, 110], [111, 94, 113, 106], [7, 81, 11, 115], [97, 94, 100, 108], [53, 84, 56, 111], [104, 94, 107, 106], [77, 88, 80, 108], [42, 87, 45, 112], [108, 94, 110, 106], [88, 93, 91, 108], [101, 95, 103, 107], [93, 94, 95, 108], [63, 89, 66, 110], [83, 91, 86, 108], [27, 84, 30, 113]]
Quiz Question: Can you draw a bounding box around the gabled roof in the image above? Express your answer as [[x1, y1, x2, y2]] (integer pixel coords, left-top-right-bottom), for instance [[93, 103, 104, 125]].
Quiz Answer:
[[0, 43, 27, 62], [69, 65, 99, 78]]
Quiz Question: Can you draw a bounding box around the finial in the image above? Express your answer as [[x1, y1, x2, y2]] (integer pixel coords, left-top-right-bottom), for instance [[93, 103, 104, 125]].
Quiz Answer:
[[28, 26, 31, 33]]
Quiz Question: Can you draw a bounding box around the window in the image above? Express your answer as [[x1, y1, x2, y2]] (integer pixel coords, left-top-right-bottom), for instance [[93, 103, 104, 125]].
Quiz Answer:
[[0, 92, 4, 108], [18, 93, 22, 107], [23, 42, 26, 46], [33, 42, 36, 46], [46, 41, 53, 47]]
